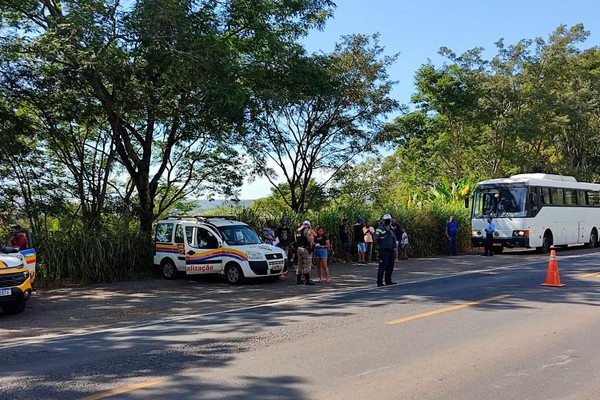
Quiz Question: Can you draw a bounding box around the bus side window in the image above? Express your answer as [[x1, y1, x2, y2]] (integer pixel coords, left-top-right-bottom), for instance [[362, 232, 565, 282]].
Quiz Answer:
[[588, 191, 600, 207], [578, 190, 587, 206], [541, 187, 551, 205], [530, 188, 542, 212], [565, 189, 576, 205], [551, 188, 564, 205]]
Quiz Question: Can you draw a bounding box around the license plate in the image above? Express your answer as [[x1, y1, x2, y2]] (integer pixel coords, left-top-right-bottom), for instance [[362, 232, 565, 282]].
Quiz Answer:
[[0, 288, 10, 297]]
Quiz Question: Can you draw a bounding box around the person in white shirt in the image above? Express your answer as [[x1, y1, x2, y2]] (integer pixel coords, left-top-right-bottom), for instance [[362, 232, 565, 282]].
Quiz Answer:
[[363, 222, 375, 263], [400, 228, 409, 260]]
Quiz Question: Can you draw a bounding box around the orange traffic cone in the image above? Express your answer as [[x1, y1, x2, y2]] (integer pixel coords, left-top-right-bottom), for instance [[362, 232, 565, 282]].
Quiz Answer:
[[541, 249, 565, 287]]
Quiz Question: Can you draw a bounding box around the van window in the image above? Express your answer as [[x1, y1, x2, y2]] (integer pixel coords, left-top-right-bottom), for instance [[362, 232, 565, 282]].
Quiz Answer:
[[155, 223, 174, 243], [197, 228, 219, 249], [174, 224, 184, 243]]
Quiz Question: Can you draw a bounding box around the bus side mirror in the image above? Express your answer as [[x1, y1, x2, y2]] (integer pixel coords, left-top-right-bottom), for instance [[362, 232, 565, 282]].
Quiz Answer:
[[464, 196, 470, 209]]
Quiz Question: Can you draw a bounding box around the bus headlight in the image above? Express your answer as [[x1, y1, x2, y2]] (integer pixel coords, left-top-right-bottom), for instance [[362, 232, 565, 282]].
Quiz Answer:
[[512, 230, 529, 237], [471, 230, 482, 237]]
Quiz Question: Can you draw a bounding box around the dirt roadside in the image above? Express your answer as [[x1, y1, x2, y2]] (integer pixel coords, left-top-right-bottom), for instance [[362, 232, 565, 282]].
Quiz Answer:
[[0, 251, 552, 341]]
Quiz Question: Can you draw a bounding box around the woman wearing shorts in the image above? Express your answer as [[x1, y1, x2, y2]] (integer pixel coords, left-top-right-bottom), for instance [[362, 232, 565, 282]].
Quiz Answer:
[[313, 226, 331, 283]]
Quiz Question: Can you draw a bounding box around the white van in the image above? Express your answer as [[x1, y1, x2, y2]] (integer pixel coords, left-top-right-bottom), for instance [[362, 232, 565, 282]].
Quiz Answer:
[[153, 216, 288, 284]]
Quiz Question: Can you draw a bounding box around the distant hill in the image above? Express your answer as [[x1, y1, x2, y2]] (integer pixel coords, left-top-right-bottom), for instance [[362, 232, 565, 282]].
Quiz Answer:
[[191, 199, 254, 212]]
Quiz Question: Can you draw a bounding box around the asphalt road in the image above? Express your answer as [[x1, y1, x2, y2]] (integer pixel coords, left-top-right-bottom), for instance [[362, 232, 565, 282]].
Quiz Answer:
[[1, 248, 600, 399]]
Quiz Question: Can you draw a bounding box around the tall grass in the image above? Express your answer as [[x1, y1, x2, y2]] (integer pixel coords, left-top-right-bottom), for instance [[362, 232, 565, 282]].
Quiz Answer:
[[217, 201, 473, 261], [35, 225, 152, 287]]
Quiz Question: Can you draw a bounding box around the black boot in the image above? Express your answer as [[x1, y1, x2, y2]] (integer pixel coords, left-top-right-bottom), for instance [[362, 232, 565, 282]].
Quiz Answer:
[[297, 273, 303, 285], [304, 273, 315, 285]]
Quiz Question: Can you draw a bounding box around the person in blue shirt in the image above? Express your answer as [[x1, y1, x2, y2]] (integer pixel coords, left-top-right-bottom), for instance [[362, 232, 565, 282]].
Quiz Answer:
[[445, 215, 459, 256], [374, 214, 397, 286], [483, 217, 495, 256], [261, 220, 276, 245]]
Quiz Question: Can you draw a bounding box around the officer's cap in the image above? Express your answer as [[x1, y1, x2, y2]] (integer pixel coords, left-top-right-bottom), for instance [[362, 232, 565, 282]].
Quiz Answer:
[[382, 213, 392, 220]]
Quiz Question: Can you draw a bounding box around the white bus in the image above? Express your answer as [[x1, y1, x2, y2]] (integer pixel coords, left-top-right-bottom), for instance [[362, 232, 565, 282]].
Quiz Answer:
[[470, 173, 600, 253]]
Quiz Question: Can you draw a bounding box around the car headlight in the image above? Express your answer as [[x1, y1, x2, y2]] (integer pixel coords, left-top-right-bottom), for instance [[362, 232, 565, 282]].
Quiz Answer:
[[471, 230, 482, 237], [22, 270, 29, 279], [512, 230, 529, 237], [246, 251, 263, 260]]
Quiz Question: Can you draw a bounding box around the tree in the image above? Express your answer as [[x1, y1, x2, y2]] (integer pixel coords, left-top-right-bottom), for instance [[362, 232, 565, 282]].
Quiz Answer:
[[0, 0, 335, 235], [246, 34, 399, 213]]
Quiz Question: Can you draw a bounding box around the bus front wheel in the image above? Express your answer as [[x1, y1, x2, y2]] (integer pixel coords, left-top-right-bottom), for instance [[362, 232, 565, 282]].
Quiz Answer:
[[538, 231, 553, 254]]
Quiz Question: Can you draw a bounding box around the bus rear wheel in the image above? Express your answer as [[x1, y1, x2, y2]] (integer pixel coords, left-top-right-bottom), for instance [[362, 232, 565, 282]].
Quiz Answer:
[[587, 229, 598, 249]]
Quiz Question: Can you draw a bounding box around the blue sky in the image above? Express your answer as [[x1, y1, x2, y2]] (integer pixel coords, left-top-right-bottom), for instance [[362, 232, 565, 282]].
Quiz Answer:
[[240, 0, 600, 199]]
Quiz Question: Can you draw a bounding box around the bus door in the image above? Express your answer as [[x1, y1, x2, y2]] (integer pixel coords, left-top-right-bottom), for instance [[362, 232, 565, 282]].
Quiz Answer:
[[183, 224, 222, 275]]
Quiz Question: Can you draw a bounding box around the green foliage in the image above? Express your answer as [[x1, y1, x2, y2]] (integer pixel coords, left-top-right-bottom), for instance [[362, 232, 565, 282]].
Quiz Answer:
[[35, 224, 152, 286], [246, 33, 399, 213], [384, 24, 600, 190]]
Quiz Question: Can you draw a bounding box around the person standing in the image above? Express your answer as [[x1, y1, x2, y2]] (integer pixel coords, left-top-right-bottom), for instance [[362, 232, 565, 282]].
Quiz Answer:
[[354, 217, 366, 264], [295, 221, 316, 285], [276, 217, 290, 255], [445, 215, 459, 256], [313, 226, 331, 283], [391, 219, 402, 261], [338, 218, 350, 263], [483, 217, 495, 256], [363, 221, 375, 263], [374, 214, 397, 286], [400, 228, 409, 259]]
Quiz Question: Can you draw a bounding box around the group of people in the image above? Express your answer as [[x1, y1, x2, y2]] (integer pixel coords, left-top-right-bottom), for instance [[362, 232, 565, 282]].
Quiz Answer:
[[262, 219, 332, 285], [339, 217, 409, 264], [263, 214, 416, 287], [261, 214, 465, 287]]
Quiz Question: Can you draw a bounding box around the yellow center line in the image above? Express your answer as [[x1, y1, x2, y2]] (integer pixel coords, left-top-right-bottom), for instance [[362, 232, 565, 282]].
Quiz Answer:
[[580, 272, 600, 278], [80, 379, 164, 400], [386, 294, 511, 325]]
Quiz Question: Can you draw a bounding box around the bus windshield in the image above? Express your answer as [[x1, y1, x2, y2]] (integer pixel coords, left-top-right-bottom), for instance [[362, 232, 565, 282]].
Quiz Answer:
[[472, 186, 529, 218]]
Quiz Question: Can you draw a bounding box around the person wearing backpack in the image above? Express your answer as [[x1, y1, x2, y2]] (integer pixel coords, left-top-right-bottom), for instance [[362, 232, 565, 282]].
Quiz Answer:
[[295, 220, 316, 285]]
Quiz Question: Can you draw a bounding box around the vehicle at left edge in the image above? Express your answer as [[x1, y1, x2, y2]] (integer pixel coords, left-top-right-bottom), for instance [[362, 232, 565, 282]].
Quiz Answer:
[[0, 229, 37, 315]]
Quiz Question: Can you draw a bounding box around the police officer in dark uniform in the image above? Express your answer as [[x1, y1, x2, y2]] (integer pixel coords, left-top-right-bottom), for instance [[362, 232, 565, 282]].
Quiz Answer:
[[374, 214, 397, 287]]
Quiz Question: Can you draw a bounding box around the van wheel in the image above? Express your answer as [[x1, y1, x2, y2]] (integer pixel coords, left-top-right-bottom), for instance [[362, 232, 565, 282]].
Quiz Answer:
[[1, 301, 26, 315], [587, 229, 598, 248], [493, 246, 504, 254], [161, 259, 179, 280], [225, 264, 244, 285]]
